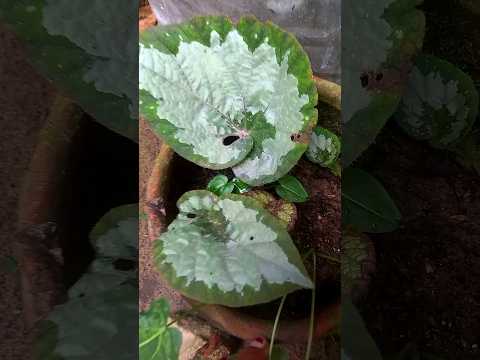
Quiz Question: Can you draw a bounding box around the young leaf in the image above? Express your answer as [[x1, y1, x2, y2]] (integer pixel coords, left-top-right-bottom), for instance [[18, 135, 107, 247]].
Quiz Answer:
[[139, 299, 182, 360], [342, 0, 426, 166], [139, 16, 318, 185], [0, 1, 138, 141], [306, 126, 341, 169], [395, 55, 479, 148], [275, 175, 309, 203], [231, 178, 251, 194], [207, 175, 229, 195], [155, 190, 313, 307], [342, 229, 375, 300], [342, 168, 401, 233]]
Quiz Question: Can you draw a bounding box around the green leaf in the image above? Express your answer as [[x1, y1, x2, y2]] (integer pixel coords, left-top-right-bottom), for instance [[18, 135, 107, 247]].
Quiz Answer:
[[155, 190, 313, 307], [342, 0, 426, 166], [207, 175, 229, 195], [342, 230, 374, 299], [342, 299, 383, 360], [139, 299, 182, 360], [342, 168, 401, 233], [0, 0, 138, 141], [231, 178, 251, 194], [395, 55, 479, 148], [275, 175, 309, 203], [306, 126, 341, 169], [220, 181, 235, 195], [139, 16, 318, 185]]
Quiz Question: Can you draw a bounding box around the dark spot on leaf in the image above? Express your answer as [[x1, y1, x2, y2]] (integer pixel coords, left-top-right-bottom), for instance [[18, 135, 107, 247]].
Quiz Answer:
[[360, 73, 369, 88], [223, 135, 240, 146], [187, 213, 196, 219], [113, 259, 136, 271], [290, 133, 302, 141], [250, 236, 254, 240]]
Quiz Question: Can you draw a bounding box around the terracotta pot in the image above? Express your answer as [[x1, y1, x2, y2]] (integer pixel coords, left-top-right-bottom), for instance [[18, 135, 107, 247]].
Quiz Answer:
[[144, 77, 341, 342], [15, 94, 84, 329]]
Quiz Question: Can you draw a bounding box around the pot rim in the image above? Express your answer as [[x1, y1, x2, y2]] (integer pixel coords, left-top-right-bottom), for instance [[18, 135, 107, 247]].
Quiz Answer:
[[144, 77, 341, 342]]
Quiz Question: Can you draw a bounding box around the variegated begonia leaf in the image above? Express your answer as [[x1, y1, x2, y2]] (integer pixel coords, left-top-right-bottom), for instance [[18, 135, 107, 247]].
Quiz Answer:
[[395, 55, 479, 148], [306, 127, 341, 168], [155, 190, 313, 307], [139, 16, 318, 186], [342, 0, 425, 166], [34, 205, 138, 359]]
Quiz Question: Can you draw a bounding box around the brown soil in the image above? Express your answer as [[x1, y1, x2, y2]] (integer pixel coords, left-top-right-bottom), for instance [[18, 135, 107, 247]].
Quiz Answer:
[[357, 124, 480, 359], [355, 1, 480, 358]]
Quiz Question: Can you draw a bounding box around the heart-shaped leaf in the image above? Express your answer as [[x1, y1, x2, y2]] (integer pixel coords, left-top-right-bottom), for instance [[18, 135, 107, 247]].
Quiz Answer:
[[342, 168, 401, 233], [35, 284, 138, 360], [139, 16, 318, 185], [34, 204, 139, 360], [395, 55, 479, 148], [306, 126, 341, 168], [0, 0, 138, 141], [155, 190, 313, 307], [275, 175, 309, 203], [139, 299, 182, 360], [342, 0, 425, 166]]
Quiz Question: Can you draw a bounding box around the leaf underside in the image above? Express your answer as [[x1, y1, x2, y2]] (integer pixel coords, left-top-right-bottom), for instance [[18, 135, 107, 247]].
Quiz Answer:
[[155, 190, 313, 307], [140, 16, 318, 185], [342, 0, 426, 166]]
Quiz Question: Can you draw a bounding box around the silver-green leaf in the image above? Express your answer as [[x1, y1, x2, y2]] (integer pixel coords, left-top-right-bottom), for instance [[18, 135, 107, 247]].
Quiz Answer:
[[139, 16, 318, 185], [395, 54, 479, 148], [155, 190, 313, 307]]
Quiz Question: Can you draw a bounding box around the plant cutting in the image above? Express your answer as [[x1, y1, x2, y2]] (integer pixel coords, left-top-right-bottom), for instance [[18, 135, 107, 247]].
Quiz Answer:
[[140, 14, 341, 358]]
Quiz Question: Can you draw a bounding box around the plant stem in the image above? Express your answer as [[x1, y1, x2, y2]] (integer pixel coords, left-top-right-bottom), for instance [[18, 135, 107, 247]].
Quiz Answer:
[[317, 252, 341, 264], [269, 294, 287, 359], [166, 302, 206, 328], [305, 253, 317, 360]]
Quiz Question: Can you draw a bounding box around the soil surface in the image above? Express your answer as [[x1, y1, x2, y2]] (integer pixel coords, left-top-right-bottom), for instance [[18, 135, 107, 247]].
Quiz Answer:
[[358, 124, 480, 359], [355, 1, 480, 359]]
